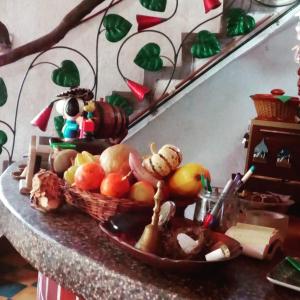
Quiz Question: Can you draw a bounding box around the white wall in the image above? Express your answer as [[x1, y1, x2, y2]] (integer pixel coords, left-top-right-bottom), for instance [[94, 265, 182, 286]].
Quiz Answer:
[[127, 18, 299, 187], [0, 1, 298, 188], [0, 0, 221, 167]]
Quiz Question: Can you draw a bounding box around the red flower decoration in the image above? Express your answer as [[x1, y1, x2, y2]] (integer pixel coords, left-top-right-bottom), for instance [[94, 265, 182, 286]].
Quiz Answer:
[[203, 0, 221, 13], [126, 79, 150, 102], [136, 15, 166, 31], [31, 103, 54, 132]]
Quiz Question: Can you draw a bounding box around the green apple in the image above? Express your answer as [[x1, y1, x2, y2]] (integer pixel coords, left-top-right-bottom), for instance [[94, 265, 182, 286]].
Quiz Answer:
[[129, 181, 155, 203]]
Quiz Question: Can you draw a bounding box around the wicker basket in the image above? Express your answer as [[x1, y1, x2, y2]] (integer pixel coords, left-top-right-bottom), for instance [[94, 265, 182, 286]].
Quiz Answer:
[[64, 186, 152, 222], [251, 89, 299, 122]]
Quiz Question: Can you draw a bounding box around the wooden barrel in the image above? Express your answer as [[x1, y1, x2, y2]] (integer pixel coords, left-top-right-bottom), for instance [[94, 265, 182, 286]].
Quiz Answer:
[[92, 101, 128, 139]]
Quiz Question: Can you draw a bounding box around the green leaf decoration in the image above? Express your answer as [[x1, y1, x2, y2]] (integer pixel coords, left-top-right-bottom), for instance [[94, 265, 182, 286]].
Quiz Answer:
[[0, 146, 2, 155], [52, 60, 80, 87], [277, 96, 292, 103], [139, 0, 167, 12], [0, 130, 7, 146], [227, 9, 256, 37], [103, 14, 132, 43], [134, 43, 163, 72], [54, 116, 65, 138], [0, 77, 8, 107], [106, 93, 134, 116], [191, 30, 221, 59]]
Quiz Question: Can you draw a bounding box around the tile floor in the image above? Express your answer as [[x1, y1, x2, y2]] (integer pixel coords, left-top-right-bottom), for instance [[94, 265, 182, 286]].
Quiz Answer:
[[0, 247, 37, 300]]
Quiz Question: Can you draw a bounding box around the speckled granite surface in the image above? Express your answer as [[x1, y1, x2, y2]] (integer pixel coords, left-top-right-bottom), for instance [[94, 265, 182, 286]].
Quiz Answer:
[[0, 163, 300, 300]]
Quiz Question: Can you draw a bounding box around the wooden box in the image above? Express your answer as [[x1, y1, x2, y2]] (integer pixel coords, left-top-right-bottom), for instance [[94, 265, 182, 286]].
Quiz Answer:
[[244, 119, 300, 213]]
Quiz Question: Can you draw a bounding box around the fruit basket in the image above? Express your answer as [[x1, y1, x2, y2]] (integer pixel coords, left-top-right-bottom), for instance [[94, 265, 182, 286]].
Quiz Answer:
[[64, 186, 152, 222], [251, 89, 299, 122], [64, 185, 199, 222], [30, 141, 210, 224]]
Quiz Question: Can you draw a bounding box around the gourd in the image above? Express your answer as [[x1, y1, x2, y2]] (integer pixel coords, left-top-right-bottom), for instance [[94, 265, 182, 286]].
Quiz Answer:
[[142, 143, 182, 178]]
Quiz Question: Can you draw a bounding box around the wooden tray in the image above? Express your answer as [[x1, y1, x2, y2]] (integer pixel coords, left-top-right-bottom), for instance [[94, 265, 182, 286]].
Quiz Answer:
[[99, 216, 242, 272]]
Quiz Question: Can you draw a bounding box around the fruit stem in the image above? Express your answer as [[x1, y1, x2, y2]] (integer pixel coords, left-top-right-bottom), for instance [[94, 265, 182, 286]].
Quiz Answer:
[[150, 142, 158, 155], [195, 174, 202, 181], [195, 174, 206, 189], [122, 170, 132, 181]]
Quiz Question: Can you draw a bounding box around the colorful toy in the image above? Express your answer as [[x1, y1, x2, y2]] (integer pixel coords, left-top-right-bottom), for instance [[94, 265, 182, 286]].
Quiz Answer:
[[31, 88, 129, 145]]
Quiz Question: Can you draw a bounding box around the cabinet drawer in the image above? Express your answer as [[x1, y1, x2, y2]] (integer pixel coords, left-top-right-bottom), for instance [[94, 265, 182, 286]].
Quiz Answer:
[[246, 121, 300, 181]]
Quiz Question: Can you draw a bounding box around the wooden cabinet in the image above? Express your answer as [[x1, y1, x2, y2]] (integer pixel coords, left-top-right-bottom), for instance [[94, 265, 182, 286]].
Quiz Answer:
[[245, 119, 300, 212]]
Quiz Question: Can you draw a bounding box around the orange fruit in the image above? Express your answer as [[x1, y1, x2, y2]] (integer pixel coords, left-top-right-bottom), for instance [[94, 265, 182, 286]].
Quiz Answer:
[[74, 162, 105, 191], [100, 173, 130, 198]]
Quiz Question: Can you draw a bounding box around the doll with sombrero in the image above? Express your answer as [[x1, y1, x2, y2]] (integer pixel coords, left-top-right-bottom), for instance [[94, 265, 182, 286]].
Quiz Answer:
[[30, 88, 128, 153]]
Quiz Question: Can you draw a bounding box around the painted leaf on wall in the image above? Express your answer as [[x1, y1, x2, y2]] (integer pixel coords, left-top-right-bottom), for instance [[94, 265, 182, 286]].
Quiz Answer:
[[0, 130, 7, 146], [139, 0, 167, 12], [0, 77, 8, 107], [134, 43, 163, 71], [191, 30, 221, 59], [54, 116, 65, 138], [52, 60, 80, 87], [106, 93, 133, 116], [226, 9, 255, 37], [103, 14, 132, 43]]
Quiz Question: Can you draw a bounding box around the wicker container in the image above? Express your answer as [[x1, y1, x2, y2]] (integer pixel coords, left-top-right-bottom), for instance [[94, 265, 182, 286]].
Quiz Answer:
[[251, 89, 299, 122], [64, 186, 197, 223], [64, 186, 152, 222]]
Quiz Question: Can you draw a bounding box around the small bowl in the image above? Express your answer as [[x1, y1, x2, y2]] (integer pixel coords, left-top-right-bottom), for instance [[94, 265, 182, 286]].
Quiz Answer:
[[239, 198, 295, 214]]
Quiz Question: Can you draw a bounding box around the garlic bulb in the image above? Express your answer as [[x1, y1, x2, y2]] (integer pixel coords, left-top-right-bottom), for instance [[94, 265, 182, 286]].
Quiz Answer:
[[30, 170, 65, 212]]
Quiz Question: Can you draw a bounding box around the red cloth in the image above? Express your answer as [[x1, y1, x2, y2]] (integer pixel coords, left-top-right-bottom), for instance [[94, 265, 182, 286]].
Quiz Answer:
[[37, 272, 84, 300]]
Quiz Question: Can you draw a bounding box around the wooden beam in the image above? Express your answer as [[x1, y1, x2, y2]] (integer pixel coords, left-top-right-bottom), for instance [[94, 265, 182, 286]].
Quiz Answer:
[[0, 0, 106, 66]]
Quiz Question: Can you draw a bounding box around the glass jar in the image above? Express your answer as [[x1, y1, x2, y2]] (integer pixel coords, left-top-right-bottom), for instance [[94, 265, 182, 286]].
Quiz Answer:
[[194, 187, 240, 232]]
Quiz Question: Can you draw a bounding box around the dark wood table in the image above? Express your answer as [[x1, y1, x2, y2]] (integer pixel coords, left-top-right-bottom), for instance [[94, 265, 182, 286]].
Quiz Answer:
[[0, 163, 300, 300]]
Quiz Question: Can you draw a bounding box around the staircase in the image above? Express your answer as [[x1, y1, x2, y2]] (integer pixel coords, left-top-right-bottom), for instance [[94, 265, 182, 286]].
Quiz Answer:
[[96, 0, 223, 124]]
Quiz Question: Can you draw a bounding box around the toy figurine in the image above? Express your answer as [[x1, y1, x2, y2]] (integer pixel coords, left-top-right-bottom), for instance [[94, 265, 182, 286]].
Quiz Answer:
[[79, 101, 96, 139], [253, 139, 268, 163], [276, 149, 291, 168], [56, 98, 83, 140], [31, 88, 128, 144], [55, 89, 93, 141]]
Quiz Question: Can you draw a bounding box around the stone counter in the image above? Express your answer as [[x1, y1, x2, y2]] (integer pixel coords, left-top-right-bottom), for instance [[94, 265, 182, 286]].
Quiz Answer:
[[0, 163, 300, 300]]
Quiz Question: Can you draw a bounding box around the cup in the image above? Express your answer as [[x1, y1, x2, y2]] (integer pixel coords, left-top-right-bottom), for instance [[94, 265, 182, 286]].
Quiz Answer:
[[194, 187, 240, 232]]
